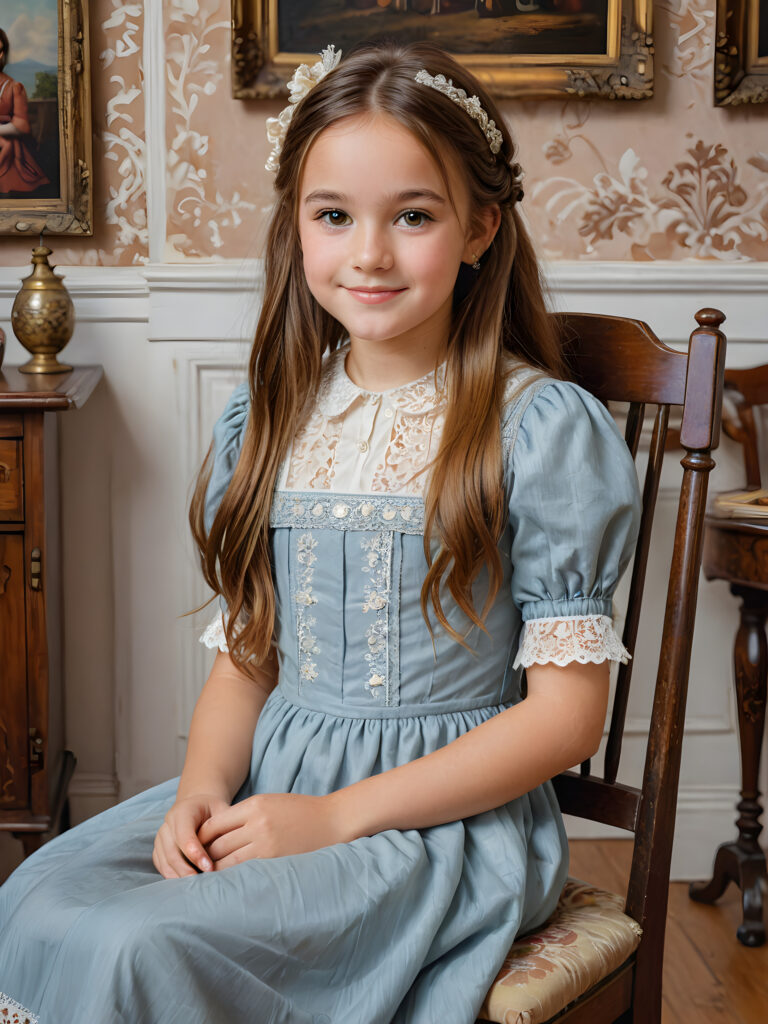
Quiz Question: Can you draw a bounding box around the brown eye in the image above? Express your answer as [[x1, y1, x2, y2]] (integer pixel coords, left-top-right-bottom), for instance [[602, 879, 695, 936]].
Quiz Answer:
[[320, 210, 350, 227], [400, 210, 428, 227]]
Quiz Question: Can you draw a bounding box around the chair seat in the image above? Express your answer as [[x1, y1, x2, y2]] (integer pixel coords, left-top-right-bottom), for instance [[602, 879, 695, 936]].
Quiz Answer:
[[478, 878, 643, 1024]]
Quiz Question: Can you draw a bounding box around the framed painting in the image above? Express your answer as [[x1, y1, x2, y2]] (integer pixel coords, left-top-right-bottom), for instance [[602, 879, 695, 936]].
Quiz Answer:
[[715, 0, 768, 104], [232, 0, 653, 101], [0, 0, 92, 236]]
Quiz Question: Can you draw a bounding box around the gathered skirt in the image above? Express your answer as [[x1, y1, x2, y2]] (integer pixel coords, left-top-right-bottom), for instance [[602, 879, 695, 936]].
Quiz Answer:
[[0, 688, 568, 1024]]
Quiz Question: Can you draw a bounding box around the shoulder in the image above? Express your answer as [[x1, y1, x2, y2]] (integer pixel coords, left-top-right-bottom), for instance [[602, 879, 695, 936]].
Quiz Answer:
[[8, 78, 27, 100], [204, 383, 250, 532], [212, 382, 250, 456], [501, 370, 630, 474]]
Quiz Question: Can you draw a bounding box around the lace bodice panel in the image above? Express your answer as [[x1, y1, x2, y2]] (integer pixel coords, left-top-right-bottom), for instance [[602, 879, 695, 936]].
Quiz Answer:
[[201, 348, 632, 669], [279, 346, 446, 495]]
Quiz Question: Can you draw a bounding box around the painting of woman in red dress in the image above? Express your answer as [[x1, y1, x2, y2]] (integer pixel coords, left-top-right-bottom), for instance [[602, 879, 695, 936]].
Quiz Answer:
[[0, 27, 52, 198]]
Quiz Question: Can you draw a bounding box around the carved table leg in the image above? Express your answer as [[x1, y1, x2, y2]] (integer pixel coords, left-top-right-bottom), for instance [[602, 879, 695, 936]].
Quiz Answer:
[[689, 586, 768, 946]]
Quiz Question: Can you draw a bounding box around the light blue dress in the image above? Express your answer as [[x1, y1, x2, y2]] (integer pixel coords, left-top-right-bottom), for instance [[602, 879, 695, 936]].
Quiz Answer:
[[0, 367, 640, 1024]]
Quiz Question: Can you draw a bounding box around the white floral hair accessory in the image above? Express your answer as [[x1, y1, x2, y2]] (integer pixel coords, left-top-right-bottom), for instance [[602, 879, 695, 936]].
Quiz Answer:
[[265, 44, 343, 172], [414, 70, 503, 156]]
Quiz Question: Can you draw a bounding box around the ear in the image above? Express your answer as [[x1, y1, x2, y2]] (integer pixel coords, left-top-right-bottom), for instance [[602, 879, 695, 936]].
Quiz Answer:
[[462, 204, 502, 265]]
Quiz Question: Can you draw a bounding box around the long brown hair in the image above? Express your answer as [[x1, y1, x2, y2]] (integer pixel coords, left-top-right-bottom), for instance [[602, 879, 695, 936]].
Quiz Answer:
[[190, 42, 564, 672]]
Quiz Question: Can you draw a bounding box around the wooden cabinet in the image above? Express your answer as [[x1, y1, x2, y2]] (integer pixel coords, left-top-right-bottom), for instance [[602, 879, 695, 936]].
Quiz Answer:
[[0, 366, 102, 856]]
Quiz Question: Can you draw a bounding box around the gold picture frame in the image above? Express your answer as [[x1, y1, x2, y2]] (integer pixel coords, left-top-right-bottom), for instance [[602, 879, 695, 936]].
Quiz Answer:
[[232, 1, 653, 102], [715, 0, 768, 105], [0, 0, 93, 236]]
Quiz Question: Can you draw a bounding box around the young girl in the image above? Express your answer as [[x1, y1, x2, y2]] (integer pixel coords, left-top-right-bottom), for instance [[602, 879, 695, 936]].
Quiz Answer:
[[0, 42, 640, 1024]]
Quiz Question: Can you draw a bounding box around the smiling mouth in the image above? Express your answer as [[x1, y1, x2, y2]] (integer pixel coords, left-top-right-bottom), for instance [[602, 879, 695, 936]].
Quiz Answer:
[[345, 287, 407, 304]]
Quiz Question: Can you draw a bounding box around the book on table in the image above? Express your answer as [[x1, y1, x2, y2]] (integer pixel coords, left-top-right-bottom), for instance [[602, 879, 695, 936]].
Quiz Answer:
[[712, 489, 768, 519]]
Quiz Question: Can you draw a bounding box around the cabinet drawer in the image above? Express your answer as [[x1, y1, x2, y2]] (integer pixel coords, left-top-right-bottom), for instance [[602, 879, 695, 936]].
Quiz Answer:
[[0, 438, 23, 521], [0, 533, 29, 808]]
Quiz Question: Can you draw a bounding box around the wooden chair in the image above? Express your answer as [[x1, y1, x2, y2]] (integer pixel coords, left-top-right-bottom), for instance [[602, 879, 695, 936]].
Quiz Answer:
[[719, 362, 768, 489], [478, 308, 727, 1024]]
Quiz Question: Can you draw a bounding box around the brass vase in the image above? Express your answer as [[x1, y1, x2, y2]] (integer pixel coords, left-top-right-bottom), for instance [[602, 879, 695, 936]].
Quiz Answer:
[[12, 246, 75, 374]]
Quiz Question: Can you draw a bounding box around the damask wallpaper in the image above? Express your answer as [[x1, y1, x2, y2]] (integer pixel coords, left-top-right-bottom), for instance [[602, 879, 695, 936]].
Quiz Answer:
[[2, 0, 767, 265]]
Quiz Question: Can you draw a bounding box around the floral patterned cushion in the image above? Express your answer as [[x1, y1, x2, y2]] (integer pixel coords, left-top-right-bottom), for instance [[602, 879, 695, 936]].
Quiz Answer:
[[478, 878, 642, 1024]]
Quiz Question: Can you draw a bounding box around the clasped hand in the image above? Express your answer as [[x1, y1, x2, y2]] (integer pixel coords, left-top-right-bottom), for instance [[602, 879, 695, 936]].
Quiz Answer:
[[152, 791, 350, 878]]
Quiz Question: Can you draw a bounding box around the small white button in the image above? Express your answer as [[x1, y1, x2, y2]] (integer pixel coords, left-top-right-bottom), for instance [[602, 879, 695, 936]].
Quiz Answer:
[[384, 407, 394, 418], [383, 507, 396, 521], [312, 503, 324, 517], [333, 503, 350, 518], [360, 502, 374, 517], [358, 440, 369, 453]]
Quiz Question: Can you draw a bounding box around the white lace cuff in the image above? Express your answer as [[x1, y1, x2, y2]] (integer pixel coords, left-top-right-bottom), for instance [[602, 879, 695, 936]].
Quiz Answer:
[[513, 614, 630, 669], [199, 611, 228, 652], [0, 992, 39, 1023]]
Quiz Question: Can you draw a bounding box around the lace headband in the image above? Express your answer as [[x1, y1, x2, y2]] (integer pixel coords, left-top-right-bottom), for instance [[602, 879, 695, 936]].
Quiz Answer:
[[265, 45, 342, 172], [266, 45, 510, 177], [413, 70, 503, 155]]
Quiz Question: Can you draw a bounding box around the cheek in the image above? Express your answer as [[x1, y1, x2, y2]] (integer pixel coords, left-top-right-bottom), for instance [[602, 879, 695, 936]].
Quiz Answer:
[[409, 234, 465, 288], [299, 230, 331, 292]]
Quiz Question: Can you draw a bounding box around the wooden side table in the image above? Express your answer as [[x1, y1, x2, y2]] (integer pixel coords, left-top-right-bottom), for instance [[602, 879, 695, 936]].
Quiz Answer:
[[0, 366, 102, 857], [689, 514, 768, 946]]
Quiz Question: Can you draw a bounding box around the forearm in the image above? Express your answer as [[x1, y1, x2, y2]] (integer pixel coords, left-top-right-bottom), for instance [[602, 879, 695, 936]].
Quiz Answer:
[[177, 649, 278, 803], [329, 662, 609, 839]]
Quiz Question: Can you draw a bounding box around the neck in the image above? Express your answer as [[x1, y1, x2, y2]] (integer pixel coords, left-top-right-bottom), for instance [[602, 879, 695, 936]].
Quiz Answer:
[[344, 317, 450, 393]]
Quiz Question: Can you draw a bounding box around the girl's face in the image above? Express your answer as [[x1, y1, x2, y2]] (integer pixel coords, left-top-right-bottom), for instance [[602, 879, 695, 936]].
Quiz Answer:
[[298, 112, 481, 358]]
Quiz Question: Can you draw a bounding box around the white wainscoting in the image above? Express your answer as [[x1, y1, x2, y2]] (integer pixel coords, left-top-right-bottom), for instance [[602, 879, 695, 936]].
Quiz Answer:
[[0, 259, 765, 879]]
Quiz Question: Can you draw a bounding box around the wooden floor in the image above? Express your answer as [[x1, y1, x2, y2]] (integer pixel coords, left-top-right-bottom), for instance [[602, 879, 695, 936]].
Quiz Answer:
[[568, 840, 768, 1024]]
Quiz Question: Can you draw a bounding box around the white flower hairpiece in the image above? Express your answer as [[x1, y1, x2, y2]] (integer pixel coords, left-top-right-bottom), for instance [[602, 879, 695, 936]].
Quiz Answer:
[[265, 45, 342, 172], [414, 70, 503, 156]]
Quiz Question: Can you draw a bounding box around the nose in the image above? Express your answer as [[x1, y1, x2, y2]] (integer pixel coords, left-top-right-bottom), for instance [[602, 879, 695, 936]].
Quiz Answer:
[[352, 221, 393, 274]]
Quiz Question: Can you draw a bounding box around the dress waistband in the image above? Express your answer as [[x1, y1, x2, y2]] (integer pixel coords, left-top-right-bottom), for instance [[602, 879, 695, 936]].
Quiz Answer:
[[273, 684, 515, 721]]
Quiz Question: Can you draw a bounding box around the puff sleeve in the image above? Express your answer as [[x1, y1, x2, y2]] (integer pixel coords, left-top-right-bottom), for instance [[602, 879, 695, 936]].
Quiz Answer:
[[504, 380, 641, 669], [198, 383, 251, 653]]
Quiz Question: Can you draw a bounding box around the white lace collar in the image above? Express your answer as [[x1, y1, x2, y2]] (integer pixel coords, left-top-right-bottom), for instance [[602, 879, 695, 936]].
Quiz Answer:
[[316, 345, 447, 419]]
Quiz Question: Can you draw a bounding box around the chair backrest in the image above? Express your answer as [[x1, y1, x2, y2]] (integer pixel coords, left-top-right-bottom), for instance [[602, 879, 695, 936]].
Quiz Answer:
[[548, 309, 726, 985], [720, 363, 768, 489]]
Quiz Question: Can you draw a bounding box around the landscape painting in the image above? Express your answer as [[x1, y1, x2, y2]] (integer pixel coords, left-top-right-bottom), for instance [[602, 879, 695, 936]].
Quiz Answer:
[[279, 1, 612, 59], [232, 0, 653, 100], [0, 0, 92, 236]]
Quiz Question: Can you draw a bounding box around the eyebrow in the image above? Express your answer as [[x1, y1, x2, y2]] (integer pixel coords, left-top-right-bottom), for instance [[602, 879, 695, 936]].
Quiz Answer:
[[303, 189, 447, 205]]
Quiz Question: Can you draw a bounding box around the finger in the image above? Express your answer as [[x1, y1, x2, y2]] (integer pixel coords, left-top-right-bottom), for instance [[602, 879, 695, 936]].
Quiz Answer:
[[153, 841, 179, 880], [159, 826, 197, 878], [172, 809, 214, 873], [198, 807, 246, 846], [206, 826, 250, 863], [178, 833, 213, 873], [152, 843, 171, 878], [214, 844, 258, 871], [153, 828, 180, 879]]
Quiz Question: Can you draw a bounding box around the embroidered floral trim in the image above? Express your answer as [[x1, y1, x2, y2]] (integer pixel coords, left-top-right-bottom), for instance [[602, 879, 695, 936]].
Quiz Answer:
[[282, 346, 448, 495], [0, 992, 39, 1023], [513, 615, 631, 669], [200, 611, 228, 652], [361, 533, 394, 701], [281, 349, 547, 497], [295, 533, 320, 685], [271, 491, 425, 535], [315, 346, 447, 419]]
